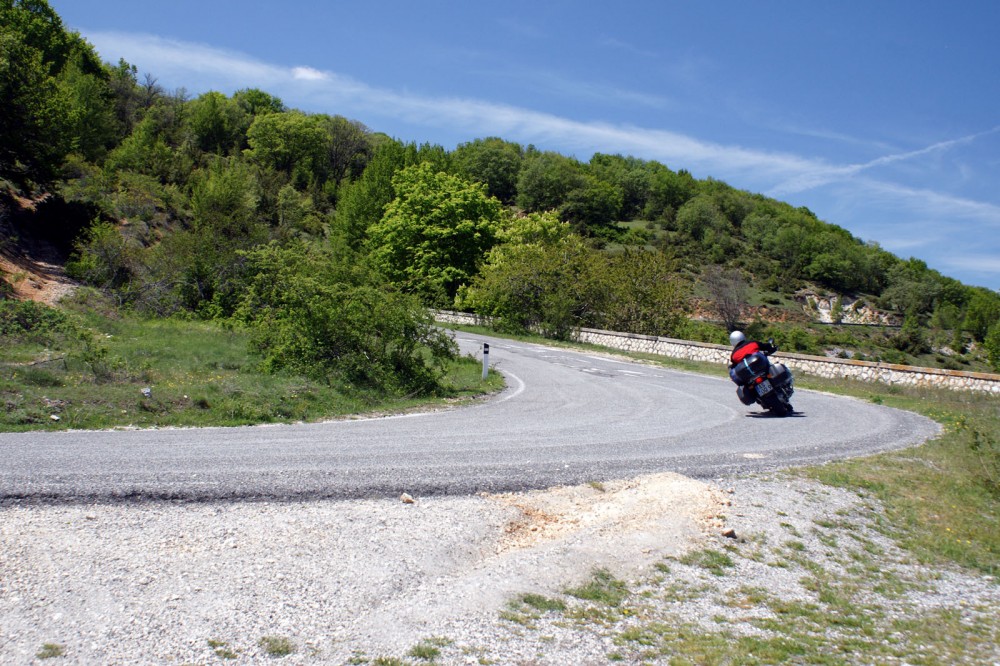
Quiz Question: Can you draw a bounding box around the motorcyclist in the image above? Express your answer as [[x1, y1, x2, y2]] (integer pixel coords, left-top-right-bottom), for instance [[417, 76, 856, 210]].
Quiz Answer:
[[728, 330, 777, 366]]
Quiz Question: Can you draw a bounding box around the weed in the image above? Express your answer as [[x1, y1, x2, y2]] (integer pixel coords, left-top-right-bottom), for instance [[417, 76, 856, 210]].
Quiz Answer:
[[519, 593, 566, 612], [258, 635, 295, 657], [36, 643, 65, 659], [408, 637, 452, 661], [677, 548, 736, 576], [372, 658, 408, 666], [208, 639, 237, 659], [565, 569, 629, 607]]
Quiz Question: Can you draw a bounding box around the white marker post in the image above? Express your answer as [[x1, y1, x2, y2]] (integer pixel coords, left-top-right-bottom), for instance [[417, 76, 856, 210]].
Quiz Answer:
[[482, 343, 490, 380]]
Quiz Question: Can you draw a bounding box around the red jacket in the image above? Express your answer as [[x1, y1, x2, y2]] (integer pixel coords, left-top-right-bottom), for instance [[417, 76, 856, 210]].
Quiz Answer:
[[730, 340, 761, 365]]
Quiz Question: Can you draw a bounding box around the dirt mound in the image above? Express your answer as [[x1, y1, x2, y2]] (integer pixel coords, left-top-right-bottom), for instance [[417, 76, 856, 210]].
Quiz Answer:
[[1, 194, 79, 305]]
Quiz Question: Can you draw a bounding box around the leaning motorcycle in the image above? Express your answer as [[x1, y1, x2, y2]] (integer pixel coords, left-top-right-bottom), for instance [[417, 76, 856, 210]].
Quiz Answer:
[[728, 340, 795, 416]]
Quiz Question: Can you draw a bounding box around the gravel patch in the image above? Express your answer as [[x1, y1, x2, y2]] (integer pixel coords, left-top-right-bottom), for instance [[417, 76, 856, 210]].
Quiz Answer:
[[1, 473, 997, 664]]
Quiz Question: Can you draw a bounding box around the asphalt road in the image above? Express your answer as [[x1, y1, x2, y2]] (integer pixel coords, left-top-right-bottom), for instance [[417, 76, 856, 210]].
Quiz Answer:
[[0, 333, 940, 504]]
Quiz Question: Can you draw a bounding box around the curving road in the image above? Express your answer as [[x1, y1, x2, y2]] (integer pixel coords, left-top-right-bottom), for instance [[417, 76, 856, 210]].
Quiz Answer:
[[0, 333, 940, 504]]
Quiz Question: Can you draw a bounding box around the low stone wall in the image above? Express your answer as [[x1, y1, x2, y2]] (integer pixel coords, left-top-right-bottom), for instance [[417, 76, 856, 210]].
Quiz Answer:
[[434, 311, 1000, 395]]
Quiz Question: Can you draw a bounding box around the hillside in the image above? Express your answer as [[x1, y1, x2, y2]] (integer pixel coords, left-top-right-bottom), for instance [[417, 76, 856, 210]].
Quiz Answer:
[[2, 0, 999, 375]]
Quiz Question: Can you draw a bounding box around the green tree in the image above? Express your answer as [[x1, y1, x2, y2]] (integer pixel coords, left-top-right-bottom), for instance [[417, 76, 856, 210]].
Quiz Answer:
[[234, 241, 456, 394], [964, 289, 1000, 341], [453, 137, 523, 204], [0, 29, 70, 185], [245, 111, 330, 186], [985, 321, 1000, 372], [320, 114, 372, 187], [332, 139, 408, 248], [187, 91, 247, 155], [596, 248, 689, 336], [458, 231, 597, 339], [516, 151, 585, 213], [559, 175, 623, 233], [368, 163, 505, 306]]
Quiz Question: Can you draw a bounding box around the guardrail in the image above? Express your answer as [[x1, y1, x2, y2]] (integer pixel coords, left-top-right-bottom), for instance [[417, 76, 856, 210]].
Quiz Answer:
[[434, 310, 1000, 395]]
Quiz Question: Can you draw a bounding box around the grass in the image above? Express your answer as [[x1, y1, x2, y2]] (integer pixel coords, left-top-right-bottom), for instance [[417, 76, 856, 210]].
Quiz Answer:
[[36, 643, 65, 659], [677, 548, 737, 576], [258, 635, 295, 657], [564, 568, 630, 607], [0, 309, 504, 432]]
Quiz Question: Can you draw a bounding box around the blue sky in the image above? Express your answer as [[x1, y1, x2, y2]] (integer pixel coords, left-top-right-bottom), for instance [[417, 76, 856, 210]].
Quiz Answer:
[[51, 1, 1000, 290]]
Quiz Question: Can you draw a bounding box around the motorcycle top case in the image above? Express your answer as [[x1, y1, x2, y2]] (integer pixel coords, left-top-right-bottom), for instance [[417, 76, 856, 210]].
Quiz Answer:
[[729, 351, 770, 384]]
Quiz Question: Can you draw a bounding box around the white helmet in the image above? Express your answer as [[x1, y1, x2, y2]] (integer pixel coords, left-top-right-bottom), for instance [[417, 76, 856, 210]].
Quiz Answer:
[[729, 330, 746, 347]]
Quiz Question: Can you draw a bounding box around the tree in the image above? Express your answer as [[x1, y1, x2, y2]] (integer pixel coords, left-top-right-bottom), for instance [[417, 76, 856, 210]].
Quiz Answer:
[[368, 163, 505, 306], [0, 29, 70, 185], [245, 111, 330, 186], [458, 230, 597, 339], [320, 114, 372, 186], [596, 249, 689, 337], [964, 289, 1000, 341], [234, 241, 457, 394], [187, 91, 246, 155], [516, 152, 585, 213], [559, 175, 623, 233], [453, 137, 523, 204], [331, 139, 408, 248], [704, 265, 750, 332], [985, 321, 1000, 372]]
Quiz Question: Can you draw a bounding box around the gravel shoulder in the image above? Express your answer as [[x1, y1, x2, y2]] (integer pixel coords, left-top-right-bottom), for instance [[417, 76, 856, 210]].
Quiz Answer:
[[2, 471, 997, 664]]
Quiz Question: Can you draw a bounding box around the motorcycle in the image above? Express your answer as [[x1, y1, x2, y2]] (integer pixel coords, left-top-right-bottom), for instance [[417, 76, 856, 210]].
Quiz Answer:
[[728, 339, 795, 416]]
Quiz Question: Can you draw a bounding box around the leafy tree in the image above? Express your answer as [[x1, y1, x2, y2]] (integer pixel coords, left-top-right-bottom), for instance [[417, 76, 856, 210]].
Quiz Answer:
[[368, 163, 504, 306], [559, 175, 623, 233], [985, 321, 1000, 372], [0, 0, 72, 76], [643, 164, 696, 221], [167, 159, 267, 313], [459, 230, 597, 339], [332, 139, 408, 248], [245, 111, 330, 186], [453, 137, 523, 204], [234, 241, 456, 394], [320, 114, 372, 187], [58, 53, 117, 163], [964, 289, 1000, 341], [676, 194, 728, 242], [65, 221, 137, 293], [233, 88, 285, 117], [516, 151, 585, 213], [0, 28, 70, 185], [187, 91, 247, 155], [596, 248, 689, 337]]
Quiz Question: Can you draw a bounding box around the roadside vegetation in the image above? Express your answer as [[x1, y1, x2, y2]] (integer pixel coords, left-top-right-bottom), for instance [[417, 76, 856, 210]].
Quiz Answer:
[[0, 294, 502, 432]]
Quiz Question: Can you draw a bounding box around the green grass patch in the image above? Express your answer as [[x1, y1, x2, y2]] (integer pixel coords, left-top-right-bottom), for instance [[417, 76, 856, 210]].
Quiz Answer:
[[565, 568, 630, 607], [258, 635, 295, 657], [1, 311, 504, 432], [36, 643, 66, 659], [677, 548, 736, 576]]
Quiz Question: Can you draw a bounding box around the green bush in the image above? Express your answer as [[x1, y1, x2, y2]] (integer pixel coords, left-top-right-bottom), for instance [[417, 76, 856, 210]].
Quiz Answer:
[[0, 299, 72, 342], [234, 242, 457, 395]]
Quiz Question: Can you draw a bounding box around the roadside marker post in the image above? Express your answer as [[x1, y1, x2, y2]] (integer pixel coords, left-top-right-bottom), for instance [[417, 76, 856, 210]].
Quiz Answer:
[[482, 343, 490, 380]]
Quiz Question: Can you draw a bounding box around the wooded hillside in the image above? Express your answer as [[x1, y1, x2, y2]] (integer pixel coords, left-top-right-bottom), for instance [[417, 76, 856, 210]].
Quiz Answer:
[[3, 0, 999, 375]]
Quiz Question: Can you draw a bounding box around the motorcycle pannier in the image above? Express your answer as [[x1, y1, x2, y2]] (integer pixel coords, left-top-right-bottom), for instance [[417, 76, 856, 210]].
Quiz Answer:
[[729, 351, 770, 385]]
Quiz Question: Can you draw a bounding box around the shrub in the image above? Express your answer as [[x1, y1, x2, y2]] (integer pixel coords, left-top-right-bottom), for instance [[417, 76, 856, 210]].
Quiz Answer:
[[0, 299, 71, 343]]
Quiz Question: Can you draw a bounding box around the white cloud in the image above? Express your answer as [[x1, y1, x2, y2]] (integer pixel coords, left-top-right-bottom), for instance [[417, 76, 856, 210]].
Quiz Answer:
[[292, 67, 329, 82]]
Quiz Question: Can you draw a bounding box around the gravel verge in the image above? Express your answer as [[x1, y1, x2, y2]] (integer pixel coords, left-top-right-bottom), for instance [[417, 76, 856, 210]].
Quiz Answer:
[[1, 472, 997, 664]]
